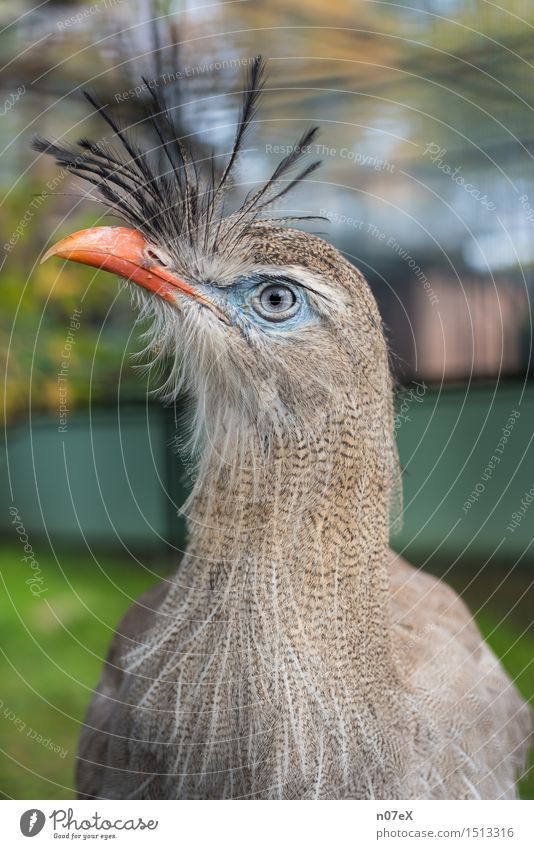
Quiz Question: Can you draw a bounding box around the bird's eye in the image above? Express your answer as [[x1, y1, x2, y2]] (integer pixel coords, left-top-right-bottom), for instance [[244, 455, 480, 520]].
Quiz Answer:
[[254, 283, 299, 322]]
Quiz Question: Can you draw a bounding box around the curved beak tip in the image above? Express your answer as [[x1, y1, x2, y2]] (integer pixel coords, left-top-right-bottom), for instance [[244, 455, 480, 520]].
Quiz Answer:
[[38, 226, 206, 308], [41, 245, 59, 264]]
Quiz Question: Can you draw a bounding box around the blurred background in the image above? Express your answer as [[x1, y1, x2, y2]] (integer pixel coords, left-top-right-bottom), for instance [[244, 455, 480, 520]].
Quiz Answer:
[[0, 0, 533, 798]]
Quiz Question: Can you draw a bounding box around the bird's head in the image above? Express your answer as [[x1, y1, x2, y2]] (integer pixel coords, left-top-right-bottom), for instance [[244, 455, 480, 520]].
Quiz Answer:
[[35, 58, 394, 482]]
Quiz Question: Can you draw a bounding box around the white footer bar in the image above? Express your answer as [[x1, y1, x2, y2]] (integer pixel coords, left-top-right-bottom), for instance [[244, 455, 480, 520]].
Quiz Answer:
[[3, 799, 533, 848]]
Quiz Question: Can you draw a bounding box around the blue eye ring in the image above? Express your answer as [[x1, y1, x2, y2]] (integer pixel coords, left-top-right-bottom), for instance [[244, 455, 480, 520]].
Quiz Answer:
[[252, 282, 300, 322]]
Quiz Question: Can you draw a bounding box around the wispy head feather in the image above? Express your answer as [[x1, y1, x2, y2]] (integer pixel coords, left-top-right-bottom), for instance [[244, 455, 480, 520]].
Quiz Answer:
[[32, 57, 320, 278]]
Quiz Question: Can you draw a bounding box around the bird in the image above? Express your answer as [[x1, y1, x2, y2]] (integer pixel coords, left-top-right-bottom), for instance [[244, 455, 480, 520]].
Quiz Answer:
[[35, 56, 531, 800]]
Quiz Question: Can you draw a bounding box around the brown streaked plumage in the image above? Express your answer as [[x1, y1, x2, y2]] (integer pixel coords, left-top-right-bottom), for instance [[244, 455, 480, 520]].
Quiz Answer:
[[36, 58, 531, 800]]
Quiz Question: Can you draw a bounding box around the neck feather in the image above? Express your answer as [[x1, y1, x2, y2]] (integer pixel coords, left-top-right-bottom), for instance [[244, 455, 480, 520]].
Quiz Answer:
[[123, 382, 405, 799], [183, 399, 397, 673]]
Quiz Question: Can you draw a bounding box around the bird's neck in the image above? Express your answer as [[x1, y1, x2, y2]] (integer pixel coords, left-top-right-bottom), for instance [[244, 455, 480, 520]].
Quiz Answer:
[[126, 391, 404, 798], [182, 395, 398, 677]]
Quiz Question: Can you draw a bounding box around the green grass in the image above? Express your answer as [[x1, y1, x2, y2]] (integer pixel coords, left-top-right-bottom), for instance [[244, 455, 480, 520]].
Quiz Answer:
[[0, 545, 532, 799], [0, 545, 156, 799], [475, 612, 533, 799]]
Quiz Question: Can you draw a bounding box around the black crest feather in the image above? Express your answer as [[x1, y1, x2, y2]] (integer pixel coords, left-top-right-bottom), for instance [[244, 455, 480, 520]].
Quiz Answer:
[[32, 56, 321, 271]]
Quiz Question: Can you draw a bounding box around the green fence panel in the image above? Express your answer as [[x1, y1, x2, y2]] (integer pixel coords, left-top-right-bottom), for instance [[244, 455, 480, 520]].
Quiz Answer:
[[1, 385, 532, 563]]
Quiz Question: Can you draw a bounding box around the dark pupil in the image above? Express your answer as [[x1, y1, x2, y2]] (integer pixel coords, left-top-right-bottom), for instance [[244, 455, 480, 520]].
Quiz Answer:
[[269, 290, 283, 308], [262, 285, 295, 313]]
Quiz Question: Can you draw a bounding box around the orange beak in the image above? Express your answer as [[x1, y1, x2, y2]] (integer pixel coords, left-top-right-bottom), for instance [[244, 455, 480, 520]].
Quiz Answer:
[[41, 226, 205, 307]]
